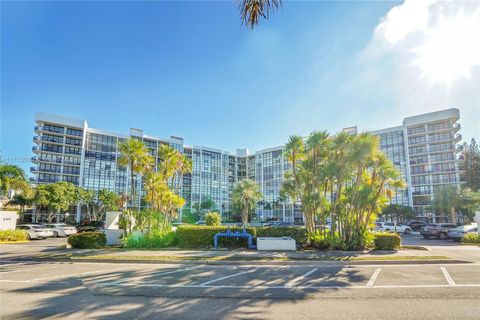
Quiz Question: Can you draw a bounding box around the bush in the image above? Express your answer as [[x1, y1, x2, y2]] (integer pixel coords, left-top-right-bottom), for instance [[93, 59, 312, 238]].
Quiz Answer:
[[0, 230, 28, 242], [373, 232, 401, 250], [256, 227, 308, 245], [462, 232, 480, 244], [124, 230, 177, 248], [176, 225, 256, 248], [68, 232, 106, 249], [205, 212, 221, 226], [310, 232, 346, 250]]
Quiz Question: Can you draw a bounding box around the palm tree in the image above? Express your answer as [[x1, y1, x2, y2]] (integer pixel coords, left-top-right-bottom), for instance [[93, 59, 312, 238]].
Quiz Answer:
[[232, 179, 263, 226], [237, 0, 282, 29], [117, 138, 154, 209], [0, 164, 29, 198]]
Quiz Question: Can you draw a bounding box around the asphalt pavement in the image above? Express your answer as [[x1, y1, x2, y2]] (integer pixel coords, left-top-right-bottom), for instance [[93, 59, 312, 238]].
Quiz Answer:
[[1, 236, 480, 319]]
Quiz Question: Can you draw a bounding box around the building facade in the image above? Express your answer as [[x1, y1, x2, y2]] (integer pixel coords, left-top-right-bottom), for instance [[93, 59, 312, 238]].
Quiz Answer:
[[31, 108, 463, 222]]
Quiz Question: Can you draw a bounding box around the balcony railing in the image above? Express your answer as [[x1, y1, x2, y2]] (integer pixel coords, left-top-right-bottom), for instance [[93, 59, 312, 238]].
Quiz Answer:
[[454, 134, 462, 143]]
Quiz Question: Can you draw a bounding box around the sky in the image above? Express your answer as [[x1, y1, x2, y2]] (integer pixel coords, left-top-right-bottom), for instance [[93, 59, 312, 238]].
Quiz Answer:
[[1, 0, 479, 174]]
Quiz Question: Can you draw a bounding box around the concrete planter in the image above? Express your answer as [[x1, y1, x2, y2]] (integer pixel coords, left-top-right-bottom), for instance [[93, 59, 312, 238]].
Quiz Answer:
[[257, 237, 296, 251]]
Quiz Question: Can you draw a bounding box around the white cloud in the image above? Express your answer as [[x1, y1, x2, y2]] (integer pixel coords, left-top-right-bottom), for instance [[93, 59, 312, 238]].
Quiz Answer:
[[352, 0, 480, 140]]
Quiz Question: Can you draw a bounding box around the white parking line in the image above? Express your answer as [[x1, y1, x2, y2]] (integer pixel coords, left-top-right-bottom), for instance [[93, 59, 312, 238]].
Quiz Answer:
[[440, 267, 456, 286], [285, 268, 318, 288], [199, 269, 256, 286], [0, 264, 69, 274], [0, 266, 133, 283], [110, 266, 204, 284], [366, 268, 382, 287]]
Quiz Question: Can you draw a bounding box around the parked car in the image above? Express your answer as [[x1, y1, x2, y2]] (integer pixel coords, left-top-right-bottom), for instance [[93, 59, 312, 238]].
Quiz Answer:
[[375, 222, 412, 234], [195, 220, 206, 225], [76, 221, 105, 233], [263, 221, 296, 227], [16, 224, 54, 240], [447, 224, 478, 241], [420, 223, 457, 239], [44, 223, 77, 237], [405, 220, 427, 231]]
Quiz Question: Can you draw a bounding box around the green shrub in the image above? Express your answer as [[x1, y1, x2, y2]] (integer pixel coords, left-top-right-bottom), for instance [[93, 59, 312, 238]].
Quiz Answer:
[[205, 212, 221, 226], [462, 232, 480, 244], [124, 230, 177, 248], [68, 232, 106, 249], [256, 227, 308, 245], [0, 230, 28, 242], [310, 232, 346, 250], [373, 232, 401, 250], [176, 225, 256, 248]]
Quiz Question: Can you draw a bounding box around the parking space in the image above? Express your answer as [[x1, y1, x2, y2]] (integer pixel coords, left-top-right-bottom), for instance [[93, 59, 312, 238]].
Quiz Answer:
[[2, 261, 480, 299]]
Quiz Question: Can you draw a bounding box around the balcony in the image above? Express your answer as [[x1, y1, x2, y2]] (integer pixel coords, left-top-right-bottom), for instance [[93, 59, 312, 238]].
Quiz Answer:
[[456, 144, 464, 153], [29, 177, 37, 182], [34, 135, 64, 145], [453, 123, 461, 132], [34, 126, 65, 135], [32, 146, 39, 153], [30, 166, 38, 173], [454, 134, 462, 143]]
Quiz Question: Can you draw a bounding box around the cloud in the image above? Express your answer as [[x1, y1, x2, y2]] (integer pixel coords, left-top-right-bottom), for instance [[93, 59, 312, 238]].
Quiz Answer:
[[351, 0, 480, 140]]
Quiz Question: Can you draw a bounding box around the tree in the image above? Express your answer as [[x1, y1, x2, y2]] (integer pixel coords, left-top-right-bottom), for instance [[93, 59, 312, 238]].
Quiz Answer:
[[34, 182, 78, 222], [237, 0, 282, 29], [232, 179, 263, 226], [0, 164, 30, 198], [462, 138, 480, 191], [281, 131, 405, 250], [7, 193, 34, 213], [143, 144, 191, 232], [117, 138, 154, 209], [77, 188, 120, 221], [205, 211, 221, 226], [433, 186, 461, 224], [381, 204, 414, 223]]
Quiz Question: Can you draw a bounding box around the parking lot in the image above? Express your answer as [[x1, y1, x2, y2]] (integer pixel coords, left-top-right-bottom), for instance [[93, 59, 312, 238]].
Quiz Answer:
[[1, 236, 480, 319], [2, 260, 480, 299]]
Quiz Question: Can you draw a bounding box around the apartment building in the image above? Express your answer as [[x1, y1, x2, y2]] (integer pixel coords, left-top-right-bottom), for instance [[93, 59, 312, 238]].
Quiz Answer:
[[31, 108, 463, 222]]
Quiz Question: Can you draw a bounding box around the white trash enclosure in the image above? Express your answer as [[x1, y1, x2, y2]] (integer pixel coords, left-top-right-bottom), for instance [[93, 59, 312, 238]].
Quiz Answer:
[[257, 237, 296, 251]]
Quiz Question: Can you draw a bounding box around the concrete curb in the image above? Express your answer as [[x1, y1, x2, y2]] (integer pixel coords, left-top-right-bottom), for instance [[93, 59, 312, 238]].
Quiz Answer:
[[32, 256, 468, 266]]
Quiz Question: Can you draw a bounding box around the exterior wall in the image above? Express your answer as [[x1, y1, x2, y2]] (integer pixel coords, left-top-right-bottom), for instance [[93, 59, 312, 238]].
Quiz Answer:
[[31, 108, 463, 223]]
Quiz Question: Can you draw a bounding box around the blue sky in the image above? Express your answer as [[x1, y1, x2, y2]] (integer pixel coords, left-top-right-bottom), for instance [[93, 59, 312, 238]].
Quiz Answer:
[[1, 1, 479, 173]]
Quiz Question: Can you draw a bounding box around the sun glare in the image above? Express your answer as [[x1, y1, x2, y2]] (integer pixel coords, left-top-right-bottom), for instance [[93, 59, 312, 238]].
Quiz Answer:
[[412, 8, 480, 88]]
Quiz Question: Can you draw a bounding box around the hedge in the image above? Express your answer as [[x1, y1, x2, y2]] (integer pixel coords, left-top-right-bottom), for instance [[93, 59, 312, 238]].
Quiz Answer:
[[67, 232, 106, 249], [373, 232, 401, 250], [0, 230, 28, 242], [176, 226, 257, 248], [256, 227, 308, 245], [176, 225, 308, 248], [462, 232, 480, 244]]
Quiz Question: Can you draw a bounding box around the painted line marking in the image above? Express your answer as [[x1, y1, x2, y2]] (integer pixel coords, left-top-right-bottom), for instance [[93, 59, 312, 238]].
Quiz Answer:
[[199, 269, 257, 286], [285, 268, 318, 288], [366, 268, 382, 287], [0, 264, 73, 274], [440, 267, 456, 286], [26, 266, 132, 282]]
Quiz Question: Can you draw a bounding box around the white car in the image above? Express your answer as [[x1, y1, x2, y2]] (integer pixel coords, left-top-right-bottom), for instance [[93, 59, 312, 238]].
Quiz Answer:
[[375, 222, 412, 234], [44, 223, 77, 237], [16, 224, 54, 240]]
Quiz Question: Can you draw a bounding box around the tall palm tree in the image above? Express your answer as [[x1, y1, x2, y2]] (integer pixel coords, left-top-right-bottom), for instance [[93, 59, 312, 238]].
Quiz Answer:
[[232, 179, 263, 226], [237, 0, 282, 29], [0, 164, 29, 198], [117, 138, 154, 209]]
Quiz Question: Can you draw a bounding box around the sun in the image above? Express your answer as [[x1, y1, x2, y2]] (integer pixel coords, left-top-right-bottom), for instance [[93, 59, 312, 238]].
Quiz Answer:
[[412, 7, 480, 88]]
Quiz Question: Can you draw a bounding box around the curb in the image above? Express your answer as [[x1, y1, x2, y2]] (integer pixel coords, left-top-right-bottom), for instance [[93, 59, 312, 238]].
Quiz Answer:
[[32, 256, 468, 266], [0, 241, 30, 244]]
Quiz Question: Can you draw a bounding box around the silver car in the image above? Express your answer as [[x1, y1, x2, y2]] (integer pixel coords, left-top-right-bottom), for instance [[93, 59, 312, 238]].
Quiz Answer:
[[16, 224, 54, 240], [447, 224, 478, 241]]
